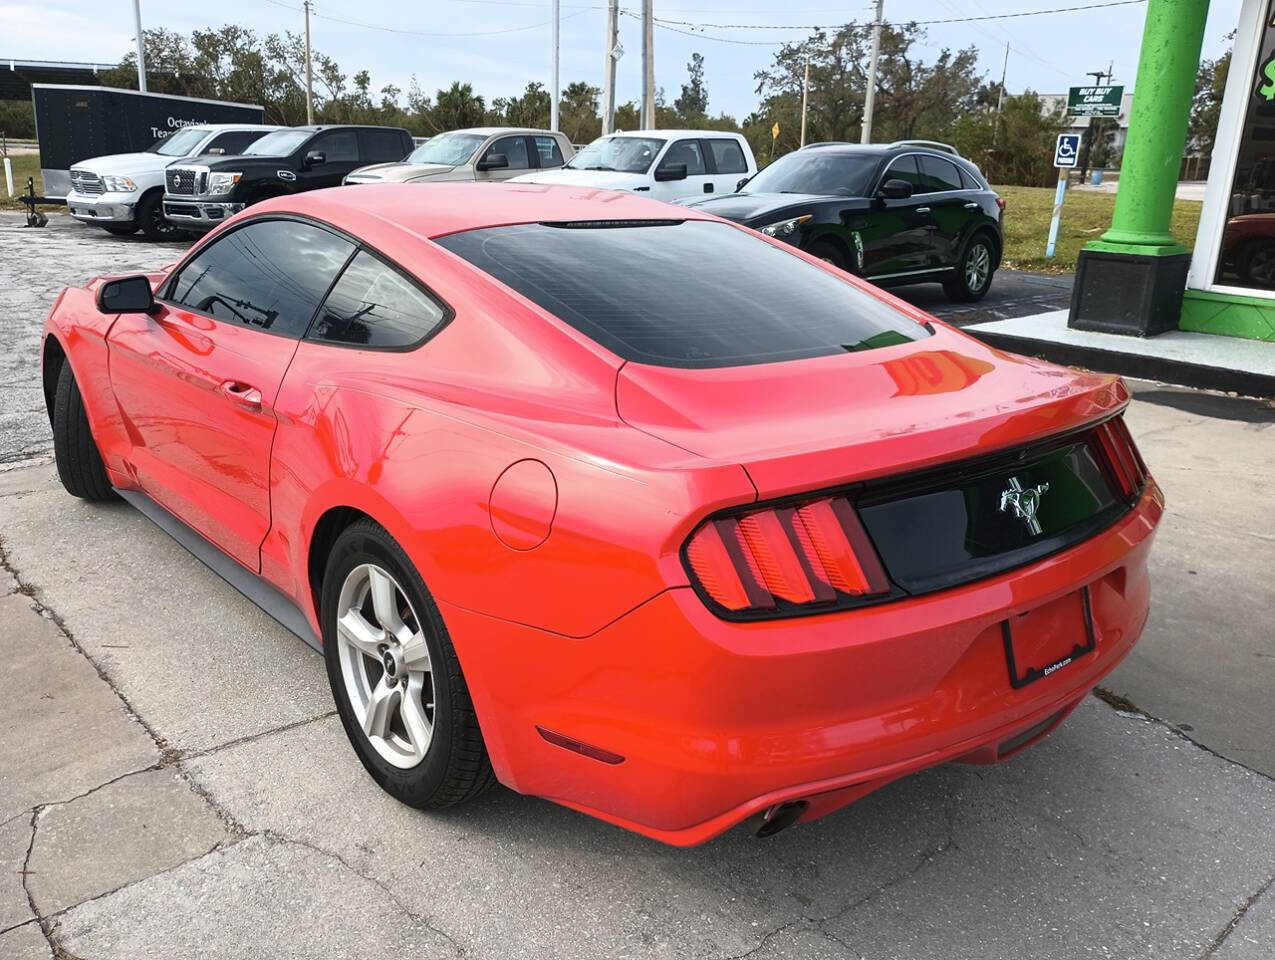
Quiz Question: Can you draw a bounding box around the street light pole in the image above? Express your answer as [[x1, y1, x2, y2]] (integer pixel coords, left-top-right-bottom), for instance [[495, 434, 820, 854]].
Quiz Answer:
[[860, 0, 883, 144], [132, 0, 148, 93], [799, 59, 809, 147], [642, 0, 655, 128], [551, 0, 560, 132], [304, 0, 314, 125]]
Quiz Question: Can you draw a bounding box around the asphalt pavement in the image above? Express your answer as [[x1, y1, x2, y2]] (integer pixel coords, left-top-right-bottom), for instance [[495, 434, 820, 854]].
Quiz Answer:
[[1, 212, 1272, 960]]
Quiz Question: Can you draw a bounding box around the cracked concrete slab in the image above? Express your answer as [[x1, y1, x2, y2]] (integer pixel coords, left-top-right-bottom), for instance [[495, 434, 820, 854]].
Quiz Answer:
[[176, 699, 1275, 960], [53, 834, 460, 960], [26, 768, 229, 915], [0, 815, 35, 932], [0, 591, 157, 822], [1107, 392, 1275, 777], [0, 921, 52, 960], [1213, 879, 1275, 960], [821, 709, 1275, 960], [0, 481, 332, 754]]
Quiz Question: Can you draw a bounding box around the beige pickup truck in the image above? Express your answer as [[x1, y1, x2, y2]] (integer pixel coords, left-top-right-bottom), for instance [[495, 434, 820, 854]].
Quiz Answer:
[[343, 127, 574, 184]]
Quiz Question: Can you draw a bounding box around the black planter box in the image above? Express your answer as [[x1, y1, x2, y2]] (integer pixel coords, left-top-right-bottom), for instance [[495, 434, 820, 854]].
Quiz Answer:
[[1068, 248, 1191, 337]]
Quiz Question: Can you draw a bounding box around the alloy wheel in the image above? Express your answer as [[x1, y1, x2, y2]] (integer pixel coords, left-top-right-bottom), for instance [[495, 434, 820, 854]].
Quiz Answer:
[[1248, 244, 1275, 288], [334, 563, 436, 768], [965, 242, 991, 292]]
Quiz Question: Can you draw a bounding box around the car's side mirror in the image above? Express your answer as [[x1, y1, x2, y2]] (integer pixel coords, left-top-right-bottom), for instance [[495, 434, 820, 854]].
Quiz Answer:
[[477, 152, 509, 172], [655, 162, 688, 182], [735, 176, 751, 192], [304, 150, 326, 168], [880, 178, 914, 200], [96, 275, 157, 315]]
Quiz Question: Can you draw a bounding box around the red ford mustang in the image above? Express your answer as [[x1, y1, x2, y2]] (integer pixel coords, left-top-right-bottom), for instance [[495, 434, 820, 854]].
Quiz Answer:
[[42, 183, 1162, 845]]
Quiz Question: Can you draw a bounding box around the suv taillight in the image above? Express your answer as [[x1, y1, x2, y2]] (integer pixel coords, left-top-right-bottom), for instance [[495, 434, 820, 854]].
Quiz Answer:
[[684, 495, 891, 617]]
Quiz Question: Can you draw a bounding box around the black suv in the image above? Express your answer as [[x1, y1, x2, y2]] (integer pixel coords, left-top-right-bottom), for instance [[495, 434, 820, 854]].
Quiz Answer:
[[162, 125, 414, 231], [682, 141, 1004, 301]]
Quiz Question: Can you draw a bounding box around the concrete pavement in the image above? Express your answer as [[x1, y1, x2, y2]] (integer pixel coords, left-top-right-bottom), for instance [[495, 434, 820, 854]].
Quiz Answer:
[[1, 210, 1273, 959]]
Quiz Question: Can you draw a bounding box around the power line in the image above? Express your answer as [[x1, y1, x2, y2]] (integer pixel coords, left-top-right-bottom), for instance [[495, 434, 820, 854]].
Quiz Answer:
[[262, 0, 590, 37], [650, 0, 1147, 31]]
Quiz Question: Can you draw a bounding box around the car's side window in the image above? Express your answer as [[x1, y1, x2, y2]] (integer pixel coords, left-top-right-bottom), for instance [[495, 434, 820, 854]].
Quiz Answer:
[[533, 135, 565, 168], [706, 139, 747, 174], [663, 139, 707, 175], [166, 220, 355, 338], [883, 155, 924, 193], [958, 166, 983, 191], [312, 130, 360, 163], [309, 250, 448, 349], [205, 131, 265, 155], [485, 136, 531, 170], [359, 128, 408, 162], [920, 156, 963, 193]]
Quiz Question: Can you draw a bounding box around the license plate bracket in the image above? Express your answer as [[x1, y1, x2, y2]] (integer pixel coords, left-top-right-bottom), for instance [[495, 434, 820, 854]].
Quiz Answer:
[[1001, 586, 1096, 689]]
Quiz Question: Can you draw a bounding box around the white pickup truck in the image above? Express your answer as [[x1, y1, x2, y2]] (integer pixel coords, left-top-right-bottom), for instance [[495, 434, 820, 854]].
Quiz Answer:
[[66, 123, 280, 240], [508, 129, 757, 203]]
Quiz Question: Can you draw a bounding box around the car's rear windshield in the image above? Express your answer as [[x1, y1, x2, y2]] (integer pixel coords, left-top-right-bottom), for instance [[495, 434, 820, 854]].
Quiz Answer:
[[435, 220, 929, 368]]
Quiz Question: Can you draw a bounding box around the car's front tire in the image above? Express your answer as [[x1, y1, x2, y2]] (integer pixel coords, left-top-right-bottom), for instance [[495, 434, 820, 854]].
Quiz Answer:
[[51, 363, 117, 501], [943, 233, 996, 302], [321, 519, 496, 809], [806, 238, 850, 272]]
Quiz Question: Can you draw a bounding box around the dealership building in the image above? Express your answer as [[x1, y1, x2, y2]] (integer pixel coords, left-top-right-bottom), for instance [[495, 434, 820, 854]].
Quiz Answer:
[[970, 0, 1275, 396]]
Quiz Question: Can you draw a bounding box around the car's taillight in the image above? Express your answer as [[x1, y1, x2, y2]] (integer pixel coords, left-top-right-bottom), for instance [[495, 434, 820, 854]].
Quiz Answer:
[[684, 495, 891, 617], [1094, 416, 1148, 500], [995, 194, 1006, 212]]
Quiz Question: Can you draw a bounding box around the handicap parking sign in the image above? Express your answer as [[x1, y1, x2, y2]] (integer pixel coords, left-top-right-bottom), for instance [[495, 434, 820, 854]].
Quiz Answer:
[[1054, 133, 1081, 168]]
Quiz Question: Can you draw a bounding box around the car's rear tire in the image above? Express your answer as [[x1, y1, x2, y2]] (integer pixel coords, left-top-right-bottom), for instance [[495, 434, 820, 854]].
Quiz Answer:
[[52, 363, 117, 501], [943, 233, 996, 302], [101, 225, 137, 237], [1238, 238, 1275, 287], [136, 192, 181, 242], [806, 238, 849, 272], [321, 519, 496, 809]]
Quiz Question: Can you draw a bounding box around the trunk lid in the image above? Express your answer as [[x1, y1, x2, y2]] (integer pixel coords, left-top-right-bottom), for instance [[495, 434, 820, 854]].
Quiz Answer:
[[615, 323, 1129, 499]]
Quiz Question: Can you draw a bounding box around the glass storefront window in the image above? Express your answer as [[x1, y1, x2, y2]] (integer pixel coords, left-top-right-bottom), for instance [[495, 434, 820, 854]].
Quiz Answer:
[[1217, 3, 1275, 290]]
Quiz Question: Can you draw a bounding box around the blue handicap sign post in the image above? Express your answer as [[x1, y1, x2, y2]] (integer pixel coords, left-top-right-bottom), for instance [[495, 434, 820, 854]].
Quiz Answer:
[[1046, 134, 1082, 259]]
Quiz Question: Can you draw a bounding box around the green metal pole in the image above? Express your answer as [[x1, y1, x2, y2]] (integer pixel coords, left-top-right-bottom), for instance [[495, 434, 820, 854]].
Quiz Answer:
[[1087, 0, 1210, 256]]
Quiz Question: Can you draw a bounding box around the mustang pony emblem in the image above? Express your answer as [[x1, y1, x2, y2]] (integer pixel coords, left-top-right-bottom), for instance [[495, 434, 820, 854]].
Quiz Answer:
[[999, 477, 1050, 535]]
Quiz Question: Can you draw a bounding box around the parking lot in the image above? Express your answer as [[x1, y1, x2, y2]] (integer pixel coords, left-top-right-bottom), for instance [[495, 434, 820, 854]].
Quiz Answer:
[[2, 213, 1274, 960]]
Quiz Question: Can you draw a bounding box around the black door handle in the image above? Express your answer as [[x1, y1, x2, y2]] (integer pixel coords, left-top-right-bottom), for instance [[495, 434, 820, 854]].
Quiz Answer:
[[704, 183, 714, 193]]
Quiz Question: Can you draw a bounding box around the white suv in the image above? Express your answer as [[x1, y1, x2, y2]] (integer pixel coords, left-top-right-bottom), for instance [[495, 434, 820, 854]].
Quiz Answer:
[[66, 123, 281, 240], [508, 130, 757, 203]]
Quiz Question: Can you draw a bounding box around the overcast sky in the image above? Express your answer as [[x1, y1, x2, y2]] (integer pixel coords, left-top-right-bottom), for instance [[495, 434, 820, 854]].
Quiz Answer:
[[5, 0, 1245, 121]]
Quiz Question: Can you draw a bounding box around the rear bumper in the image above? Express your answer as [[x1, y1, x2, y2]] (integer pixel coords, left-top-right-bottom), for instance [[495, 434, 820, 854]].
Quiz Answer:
[[162, 196, 243, 228], [67, 190, 137, 225], [443, 482, 1163, 846]]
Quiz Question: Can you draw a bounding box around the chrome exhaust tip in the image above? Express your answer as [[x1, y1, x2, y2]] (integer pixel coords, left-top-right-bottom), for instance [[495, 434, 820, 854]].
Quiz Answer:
[[752, 801, 807, 838]]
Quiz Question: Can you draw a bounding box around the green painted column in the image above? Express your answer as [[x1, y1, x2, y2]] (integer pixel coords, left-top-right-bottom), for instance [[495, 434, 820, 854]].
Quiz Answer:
[[1087, 0, 1210, 256]]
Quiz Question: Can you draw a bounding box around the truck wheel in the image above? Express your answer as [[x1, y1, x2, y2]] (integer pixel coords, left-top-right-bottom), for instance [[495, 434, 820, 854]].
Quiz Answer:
[[137, 192, 180, 241], [52, 364, 117, 502]]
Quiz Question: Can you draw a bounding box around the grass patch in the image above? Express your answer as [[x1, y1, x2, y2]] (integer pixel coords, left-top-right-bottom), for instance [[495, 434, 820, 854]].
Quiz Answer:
[[995, 184, 1203, 274], [1, 152, 60, 212]]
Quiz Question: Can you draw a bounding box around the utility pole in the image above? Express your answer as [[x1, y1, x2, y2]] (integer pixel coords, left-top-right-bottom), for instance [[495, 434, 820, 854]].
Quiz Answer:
[[1078, 66, 1112, 181], [601, 0, 618, 134], [641, 0, 655, 128], [550, 0, 560, 132], [303, 0, 314, 125], [992, 41, 1008, 147], [860, 0, 883, 144], [132, 0, 148, 93], [799, 59, 810, 147]]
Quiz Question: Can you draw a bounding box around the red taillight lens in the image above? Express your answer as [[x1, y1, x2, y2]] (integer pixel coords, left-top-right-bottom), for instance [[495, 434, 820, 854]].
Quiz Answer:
[[995, 195, 1006, 212], [685, 495, 890, 616], [1094, 416, 1148, 500]]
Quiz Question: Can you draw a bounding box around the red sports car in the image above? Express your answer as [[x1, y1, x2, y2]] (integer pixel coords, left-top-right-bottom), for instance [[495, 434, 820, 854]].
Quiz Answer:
[[42, 183, 1162, 845]]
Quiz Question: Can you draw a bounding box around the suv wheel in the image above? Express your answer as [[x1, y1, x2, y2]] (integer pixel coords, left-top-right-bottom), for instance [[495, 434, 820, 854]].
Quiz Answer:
[[321, 519, 496, 809], [136, 192, 180, 242], [806, 239, 849, 272], [52, 363, 117, 501], [944, 234, 996, 302]]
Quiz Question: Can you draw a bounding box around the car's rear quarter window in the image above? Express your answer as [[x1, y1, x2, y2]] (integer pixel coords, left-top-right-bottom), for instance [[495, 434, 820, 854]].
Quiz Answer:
[[436, 220, 929, 368]]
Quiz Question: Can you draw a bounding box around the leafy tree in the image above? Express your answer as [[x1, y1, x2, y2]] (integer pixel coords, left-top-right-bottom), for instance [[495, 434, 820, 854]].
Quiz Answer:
[[558, 82, 601, 144], [489, 82, 550, 129], [675, 53, 708, 121], [950, 90, 1068, 186], [429, 82, 486, 134], [1190, 37, 1232, 157]]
